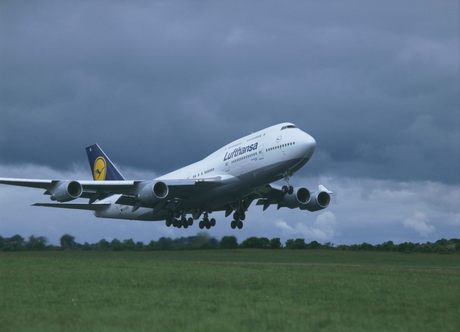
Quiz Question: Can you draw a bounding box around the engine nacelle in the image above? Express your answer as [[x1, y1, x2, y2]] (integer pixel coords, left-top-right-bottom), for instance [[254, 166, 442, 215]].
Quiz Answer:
[[280, 187, 311, 209], [137, 181, 169, 204], [50, 181, 83, 202], [302, 190, 331, 212]]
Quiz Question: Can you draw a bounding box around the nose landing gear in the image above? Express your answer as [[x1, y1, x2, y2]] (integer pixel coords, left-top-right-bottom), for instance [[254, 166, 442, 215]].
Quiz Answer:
[[282, 173, 294, 194]]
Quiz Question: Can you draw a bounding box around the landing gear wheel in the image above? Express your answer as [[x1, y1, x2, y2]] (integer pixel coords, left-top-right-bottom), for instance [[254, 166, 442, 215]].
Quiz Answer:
[[165, 219, 172, 227], [288, 186, 294, 194], [239, 213, 246, 221], [187, 217, 194, 226], [199, 220, 205, 229], [230, 220, 237, 229], [237, 220, 243, 229], [210, 218, 216, 226], [205, 224, 211, 229]]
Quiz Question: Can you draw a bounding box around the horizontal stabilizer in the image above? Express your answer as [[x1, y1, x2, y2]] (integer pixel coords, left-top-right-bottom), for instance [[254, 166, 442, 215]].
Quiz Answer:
[[32, 203, 110, 211]]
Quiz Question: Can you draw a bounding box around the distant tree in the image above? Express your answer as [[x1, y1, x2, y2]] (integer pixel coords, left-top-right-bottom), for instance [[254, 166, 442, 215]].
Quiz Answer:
[[189, 233, 218, 249], [135, 241, 144, 251], [110, 239, 123, 251], [26, 236, 47, 250], [60, 234, 76, 249], [306, 241, 321, 249], [123, 239, 136, 250], [157, 237, 173, 250], [259, 237, 270, 249], [269, 238, 282, 249], [96, 239, 110, 250], [146, 240, 157, 251], [285, 238, 306, 249], [240, 237, 271, 249], [240, 237, 259, 248], [323, 242, 334, 249], [398, 242, 416, 253], [3, 235, 25, 251], [358, 242, 374, 251], [378, 241, 395, 252], [220, 236, 238, 249]]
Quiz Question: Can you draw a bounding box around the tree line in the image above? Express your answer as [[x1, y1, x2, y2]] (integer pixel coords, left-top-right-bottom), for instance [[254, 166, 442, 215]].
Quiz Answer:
[[1, 233, 459, 253]]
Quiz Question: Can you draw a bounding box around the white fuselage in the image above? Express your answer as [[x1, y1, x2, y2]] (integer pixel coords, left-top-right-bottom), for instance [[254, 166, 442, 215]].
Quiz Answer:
[[96, 123, 316, 221]]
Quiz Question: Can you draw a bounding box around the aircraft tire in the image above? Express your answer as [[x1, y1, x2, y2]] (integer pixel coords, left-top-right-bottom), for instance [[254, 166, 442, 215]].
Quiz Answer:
[[210, 218, 216, 226], [199, 220, 204, 229], [230, 220, 237, 229], [237, 221, 243, 229], [187, 217, 194, 226], [239, 213, 246, 221]]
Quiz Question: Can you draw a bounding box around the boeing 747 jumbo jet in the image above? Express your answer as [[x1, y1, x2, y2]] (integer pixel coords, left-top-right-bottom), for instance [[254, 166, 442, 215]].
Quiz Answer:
[[0, 123, 332, 229]]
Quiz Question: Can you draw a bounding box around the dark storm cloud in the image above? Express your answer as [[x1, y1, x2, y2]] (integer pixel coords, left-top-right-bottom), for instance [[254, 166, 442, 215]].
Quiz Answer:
[[0, 0, 458, 183]]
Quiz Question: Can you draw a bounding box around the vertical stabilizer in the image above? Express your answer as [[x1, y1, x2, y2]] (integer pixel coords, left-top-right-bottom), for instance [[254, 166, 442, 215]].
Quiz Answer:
[[85, 144, 125, 181]]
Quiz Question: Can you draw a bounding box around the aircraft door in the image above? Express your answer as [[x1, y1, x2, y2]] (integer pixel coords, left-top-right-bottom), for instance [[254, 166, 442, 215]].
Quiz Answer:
[[258, 143, 264, 161]]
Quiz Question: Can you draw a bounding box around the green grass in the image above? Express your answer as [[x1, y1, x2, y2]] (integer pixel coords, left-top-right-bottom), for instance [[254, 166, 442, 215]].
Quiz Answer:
[[0, 250, 459, 331]]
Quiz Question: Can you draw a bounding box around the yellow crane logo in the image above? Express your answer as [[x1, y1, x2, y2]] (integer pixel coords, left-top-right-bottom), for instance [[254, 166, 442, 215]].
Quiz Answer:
[[93, 157, 107, 181]]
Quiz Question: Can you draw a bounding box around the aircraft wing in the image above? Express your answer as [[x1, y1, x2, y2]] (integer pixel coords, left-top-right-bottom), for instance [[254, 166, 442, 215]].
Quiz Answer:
[[0, 178, 55, 189], [0, 175, 235, 208], [0, 178, 134, 191]]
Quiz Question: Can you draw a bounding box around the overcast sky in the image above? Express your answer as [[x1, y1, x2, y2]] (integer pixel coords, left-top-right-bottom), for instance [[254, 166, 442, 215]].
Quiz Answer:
[[1, 0, 459, 245]]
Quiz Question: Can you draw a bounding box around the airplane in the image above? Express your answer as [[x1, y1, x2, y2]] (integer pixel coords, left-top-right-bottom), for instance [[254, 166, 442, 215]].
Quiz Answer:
[[0, 122, 332, 230]]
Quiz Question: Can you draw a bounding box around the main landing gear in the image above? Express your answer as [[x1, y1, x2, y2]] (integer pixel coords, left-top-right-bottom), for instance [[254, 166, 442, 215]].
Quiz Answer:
[[230, 211, 245, 229], [165, 214, 194, 229], [199, 212, 216, 230]]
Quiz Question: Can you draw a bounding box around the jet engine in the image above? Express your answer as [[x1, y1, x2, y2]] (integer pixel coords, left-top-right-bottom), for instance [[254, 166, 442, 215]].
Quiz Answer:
[[137, 181, 169, 204], [50, 181, 83, 202], [280, 187, 311, 209], [302, 187, 331, 212]]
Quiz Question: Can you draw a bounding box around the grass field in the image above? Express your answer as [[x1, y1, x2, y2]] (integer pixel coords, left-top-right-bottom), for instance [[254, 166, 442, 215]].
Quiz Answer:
[[0, 250, 459, 331]]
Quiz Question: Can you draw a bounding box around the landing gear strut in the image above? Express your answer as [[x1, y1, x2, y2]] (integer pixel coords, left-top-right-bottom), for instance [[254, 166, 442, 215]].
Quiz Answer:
[[282, 174, 294, 194]]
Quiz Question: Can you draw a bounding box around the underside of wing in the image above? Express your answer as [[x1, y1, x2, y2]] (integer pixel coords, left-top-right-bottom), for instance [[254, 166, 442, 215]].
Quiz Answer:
[[1, 175, 234, 212], [32, 203, 110, 211], [0, 178, 54, 189]]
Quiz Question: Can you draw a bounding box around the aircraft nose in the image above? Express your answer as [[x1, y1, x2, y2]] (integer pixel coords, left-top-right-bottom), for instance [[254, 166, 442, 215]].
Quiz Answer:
[[301, 132, 316, 159]]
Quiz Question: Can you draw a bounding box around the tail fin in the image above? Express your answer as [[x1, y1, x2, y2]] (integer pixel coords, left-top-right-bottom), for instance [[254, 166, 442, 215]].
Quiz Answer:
[[85, 144, 125, 181]]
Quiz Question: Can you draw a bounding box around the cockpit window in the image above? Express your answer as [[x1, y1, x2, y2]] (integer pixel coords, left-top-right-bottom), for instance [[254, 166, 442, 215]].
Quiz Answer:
[[281, 125, 296, 130]]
